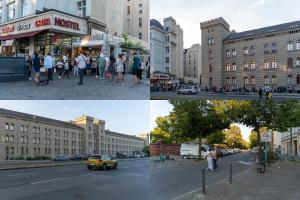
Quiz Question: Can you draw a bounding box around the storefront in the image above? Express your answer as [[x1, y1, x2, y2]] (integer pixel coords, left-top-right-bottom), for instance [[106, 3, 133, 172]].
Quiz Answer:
[[0, 10, 88, 58]]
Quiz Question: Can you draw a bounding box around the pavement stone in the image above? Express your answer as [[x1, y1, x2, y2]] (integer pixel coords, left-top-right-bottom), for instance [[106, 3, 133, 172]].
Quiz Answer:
[[177, 160, 300, 200], [0, 74, 149, 100]]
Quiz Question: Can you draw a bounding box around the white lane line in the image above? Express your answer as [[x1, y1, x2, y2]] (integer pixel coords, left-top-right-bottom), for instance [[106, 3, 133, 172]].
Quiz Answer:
[[7, 173, 35, 177], [237, 161, 253, 165], [30, 177, 65, 185]]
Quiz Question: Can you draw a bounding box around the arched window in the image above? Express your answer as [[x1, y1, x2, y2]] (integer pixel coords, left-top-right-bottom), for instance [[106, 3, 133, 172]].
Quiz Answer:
[[232, 77, 236, 85], [287, 41, 293, 51], [232, 49, 237, 57], [297, 58, 300, 67], [244, 76, 249, 85], [226, 64, 231, 72], [288, 75, 294, 85], [232, 63, 237, 71], [272, 75, 277, 85], [226, 77, 230, 85], [264, 60, 269, 69], [264, 76, 270, 85], [271, 43, 277, 52], [5, 123, 9, 130], [250, 61, 256, 70], [226, 50, 231, 58], [264, 44, 269, 53], [272, 59, 277, 69], [287, 58, 293, 68], [244, 62, 249, 70], [244, 47, 249, 55], [251, 76, 256, 85], [250, 46, 255, 54], [209, 50, 213, 59]]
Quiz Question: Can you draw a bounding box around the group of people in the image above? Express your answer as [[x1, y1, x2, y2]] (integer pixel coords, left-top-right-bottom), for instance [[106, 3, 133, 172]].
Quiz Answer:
[[206, 149, 222, 172], [24, 51, 146, 86]]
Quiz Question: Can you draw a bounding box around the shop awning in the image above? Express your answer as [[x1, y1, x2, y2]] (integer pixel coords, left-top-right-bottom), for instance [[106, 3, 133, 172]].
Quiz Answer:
[[0, 30, 44, 41], [72, 39, 105, 47]]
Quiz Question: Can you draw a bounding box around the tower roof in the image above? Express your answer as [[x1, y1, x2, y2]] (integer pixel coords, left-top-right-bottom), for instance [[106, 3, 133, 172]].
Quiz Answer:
[[150, 19, 165, 32]]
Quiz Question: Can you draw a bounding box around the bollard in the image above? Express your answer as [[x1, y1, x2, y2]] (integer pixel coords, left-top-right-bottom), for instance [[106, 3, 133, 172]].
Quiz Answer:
[[202, 168, 206, 195], [229, 163, 232, 184]]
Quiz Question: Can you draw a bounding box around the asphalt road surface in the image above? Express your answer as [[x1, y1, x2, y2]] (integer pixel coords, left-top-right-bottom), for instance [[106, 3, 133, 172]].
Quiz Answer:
[[151, 92, 300, 100], [150, 152, 253, 200], [0, 159, 150, 200]]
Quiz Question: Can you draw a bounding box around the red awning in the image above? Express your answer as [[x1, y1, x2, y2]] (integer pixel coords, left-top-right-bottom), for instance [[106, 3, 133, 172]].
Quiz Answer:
[[0, 30, 44, 41]]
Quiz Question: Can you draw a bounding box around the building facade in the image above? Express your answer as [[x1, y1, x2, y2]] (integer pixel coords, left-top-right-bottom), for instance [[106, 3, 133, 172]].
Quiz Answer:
[[201, 17, 300, 91], [0, 109, 146, 160], [183, 44, 201, 84], [281, 127, 300, 158], [123, 0, 149, 43]]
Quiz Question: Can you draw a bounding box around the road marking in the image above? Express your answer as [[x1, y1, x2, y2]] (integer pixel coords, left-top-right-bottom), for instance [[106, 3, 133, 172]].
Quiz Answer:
[[30, 177, 65, 185], [237, 161, 253, 165], [7, 173, 35, 177]]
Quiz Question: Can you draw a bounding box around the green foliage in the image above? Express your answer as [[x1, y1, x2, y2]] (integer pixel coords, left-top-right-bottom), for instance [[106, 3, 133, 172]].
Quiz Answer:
[[120, 34, 149, 54], [207, 131, 225, 146], [142, 145, 150, 156], [26, 156, 51, 161]]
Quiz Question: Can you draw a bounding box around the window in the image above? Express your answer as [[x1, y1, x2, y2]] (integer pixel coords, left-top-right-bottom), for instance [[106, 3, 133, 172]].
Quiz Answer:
[[166, 47, 169, 53], [297, 58, 300, 66], [166, 57, 169, 64], [232, 63, 237, 71], [10, 124, 14, 131], [208, 37, 215, 45], [226, 50, 231, 58], [297, 40, 300, 50], [272, 75, 277, 85], [226, 77, 230, 85], [264, 76, 270, 85], [5, 123, 9, 130], [272, 59, 277, 69], [264, 44, 269, 53], [244, 47, 249, 55], [209, 51, 213, 59], [250, 61, 256, 70], [244, 77, 249, 85], [264, 60, 269, 69], [9, 135, 14, 143], [139, 18, 142, 27], [250, 46, 255, 54], [271, 43, 277, 53], [21, 0, 30, 17], [232, 49, 237, 57], [77, 0, 87, 17], [209, 64, 213, 72], [287, 41, 293, 51], [225, 64, 230, 72], [251, 76, 256, 85], [139, 33, 142, 39], [7, 2, 16, 21], [287, 58, 293, 68], [288, 75, 293, 85], [166, 36, 169, 43], [244, 62, 249, 70]]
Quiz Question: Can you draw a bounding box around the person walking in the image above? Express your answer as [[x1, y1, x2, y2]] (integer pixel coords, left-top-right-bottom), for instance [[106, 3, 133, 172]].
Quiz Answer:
[[25, 54, 32, 80], [207, 152, 214, 172], [86, 53, 92, 76], [138, 60, 145, 80], [44, 53, 54, 85], [121, 54, 126, 81], [107, 55, 116, 81], [62, 54, 69, 78], [73, 54, 79, 77], [32, 51, 41, 83], [116, 54, 124, 82], [77, 52, 87, 85], [97, 53, 106, 80], [132, 53, 141, 85], [258, 88, 263, 99]]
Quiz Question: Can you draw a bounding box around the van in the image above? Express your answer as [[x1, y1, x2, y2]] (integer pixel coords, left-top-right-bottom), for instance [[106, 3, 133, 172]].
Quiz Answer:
[[180, 142, 214, 159]]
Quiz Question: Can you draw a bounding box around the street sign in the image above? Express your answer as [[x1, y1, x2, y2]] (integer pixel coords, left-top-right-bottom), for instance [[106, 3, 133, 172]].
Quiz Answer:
[[261, 132, 272, 143]]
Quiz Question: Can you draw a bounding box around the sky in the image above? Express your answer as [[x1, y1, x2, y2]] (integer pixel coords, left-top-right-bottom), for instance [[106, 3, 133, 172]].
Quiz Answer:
[[150, 101, 252, 142], [150, 0, 300, 48], [0, 101, 150, 136]]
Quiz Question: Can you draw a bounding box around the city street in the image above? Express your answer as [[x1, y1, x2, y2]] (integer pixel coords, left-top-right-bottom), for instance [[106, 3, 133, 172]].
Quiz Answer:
[[0, 75, 149, 100], [0, 159, 150, 200], [151, 92, 300, 100], [150, 152, 254, 200]]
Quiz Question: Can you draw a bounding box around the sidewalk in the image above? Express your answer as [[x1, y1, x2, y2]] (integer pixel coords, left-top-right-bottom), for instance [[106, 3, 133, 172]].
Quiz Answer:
[[177, 160, 300, 200]]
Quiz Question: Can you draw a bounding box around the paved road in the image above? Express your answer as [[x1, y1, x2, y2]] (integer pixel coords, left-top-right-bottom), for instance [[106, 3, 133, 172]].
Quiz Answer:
[[0, 159, 150, 200], [0, 74, 149, 100], [151, 92, 300, 100], [150, 152, 253, 200]]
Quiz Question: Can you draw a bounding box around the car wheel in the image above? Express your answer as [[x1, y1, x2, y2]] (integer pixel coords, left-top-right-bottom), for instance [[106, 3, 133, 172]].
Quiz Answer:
[[102, 164, 107, 171], [113, 163, 118, 169], [87, 166, 92, 170]]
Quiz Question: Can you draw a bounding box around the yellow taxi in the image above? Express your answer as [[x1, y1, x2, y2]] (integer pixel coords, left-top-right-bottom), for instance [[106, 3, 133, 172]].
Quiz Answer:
[[86, 155, 118, 170]]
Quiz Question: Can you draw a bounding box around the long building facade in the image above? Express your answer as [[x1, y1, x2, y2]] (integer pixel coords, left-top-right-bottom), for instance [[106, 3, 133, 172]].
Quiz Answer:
[[201, 17, 300, 91], [183, 44, 202, 84], [0, 109, 146, 160]]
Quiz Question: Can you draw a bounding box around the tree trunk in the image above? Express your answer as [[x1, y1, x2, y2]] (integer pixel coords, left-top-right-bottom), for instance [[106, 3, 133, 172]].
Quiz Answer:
[[270, 129, 274, 154], [290, 128, 294, 161], [256, 127, 262, 162], [198, 133, 202, 159]]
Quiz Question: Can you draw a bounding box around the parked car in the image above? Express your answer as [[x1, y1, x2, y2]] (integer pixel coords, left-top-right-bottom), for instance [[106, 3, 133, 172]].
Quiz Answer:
[[54, 155, 69, 161], [177, 87, 197, 95], [220, 149, 229, 156], [71, 154, 89, 160], [86, 155, 118, 170], [227, 149, 234, 155], [116, 152, 126, 159], [180, 143, 214, 159]]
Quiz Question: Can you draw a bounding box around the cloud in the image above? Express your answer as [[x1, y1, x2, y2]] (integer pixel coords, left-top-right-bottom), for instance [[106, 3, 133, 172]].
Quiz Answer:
[[250, 0, 266, 8]]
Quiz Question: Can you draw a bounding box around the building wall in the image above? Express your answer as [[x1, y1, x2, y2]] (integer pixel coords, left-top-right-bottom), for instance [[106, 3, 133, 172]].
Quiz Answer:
[[123, 0, 149, 43], [150, 25, 166, 73], [281, 127, 300, 157], [184, 44, 202, 84]]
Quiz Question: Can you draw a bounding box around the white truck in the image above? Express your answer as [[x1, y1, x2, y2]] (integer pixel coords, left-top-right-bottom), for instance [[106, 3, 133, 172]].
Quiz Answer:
[[180, 142, 214, 159]]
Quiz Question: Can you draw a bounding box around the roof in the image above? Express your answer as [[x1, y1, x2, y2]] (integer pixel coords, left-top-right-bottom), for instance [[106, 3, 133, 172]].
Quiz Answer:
[[106, 130, 146, 142], [224, 20, 300, 41], [150, 19, 165, 32], [0, 108, 84, 130]]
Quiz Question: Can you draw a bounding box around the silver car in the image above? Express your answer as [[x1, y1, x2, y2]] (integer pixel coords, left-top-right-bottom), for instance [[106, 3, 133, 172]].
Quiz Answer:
[[177, 87, 197, 95]]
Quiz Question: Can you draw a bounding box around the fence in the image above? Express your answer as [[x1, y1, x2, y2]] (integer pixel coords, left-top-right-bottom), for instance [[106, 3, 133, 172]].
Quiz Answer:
[[0, 57, 28, 82]]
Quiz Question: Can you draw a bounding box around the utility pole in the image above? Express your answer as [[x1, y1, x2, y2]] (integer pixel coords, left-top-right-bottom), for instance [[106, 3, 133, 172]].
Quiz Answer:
[[290, 128, 294, 161]]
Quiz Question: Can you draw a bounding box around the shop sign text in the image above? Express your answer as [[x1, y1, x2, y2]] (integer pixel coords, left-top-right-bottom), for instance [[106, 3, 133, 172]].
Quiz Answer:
[[2, 26, 15, 34], [17, 23, 31, 31], [36, 18, 51, 27], [54, 18, 80, 31]]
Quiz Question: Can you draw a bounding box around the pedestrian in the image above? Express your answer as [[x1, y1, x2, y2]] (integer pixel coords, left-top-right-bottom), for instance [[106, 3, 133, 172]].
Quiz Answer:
[[213, 148, 221, 169], [57, 60, 64, 79], [132, 53, 141, 85], [73, 54, 79, 77], [25, 54, 32, 80], [63, 54, 69, 78], [32, 51, 41, 83], [97, 53, 106, 80], [107, 54, 116, 81], [86, 53, 92, 76], [77, 51, 87, 85], [160, 153, 165, 162], [121, 54, 126, 80], [44, 53, 54, 85], [207, 152, 214, 172], [137, 60, 145, 80], [258, 88, 263, 99], [116, 54, 124, 82]]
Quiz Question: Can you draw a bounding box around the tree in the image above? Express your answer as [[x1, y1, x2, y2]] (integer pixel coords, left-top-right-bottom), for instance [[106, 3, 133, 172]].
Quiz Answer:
[[150, 116, 174, 144], [142, 145, 150, 156], [249, 127, 268, 149], [169, 100, 230, 158], [207, 131, 225, 146], [224, 125, 245, 149]]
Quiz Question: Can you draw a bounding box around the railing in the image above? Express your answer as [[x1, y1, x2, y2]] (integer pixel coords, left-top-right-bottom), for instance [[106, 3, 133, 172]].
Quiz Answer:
[[0, 57, 27, 82]]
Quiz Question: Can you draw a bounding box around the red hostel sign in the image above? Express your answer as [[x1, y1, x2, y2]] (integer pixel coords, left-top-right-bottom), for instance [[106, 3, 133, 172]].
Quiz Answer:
[[35, 17, 80, 31]]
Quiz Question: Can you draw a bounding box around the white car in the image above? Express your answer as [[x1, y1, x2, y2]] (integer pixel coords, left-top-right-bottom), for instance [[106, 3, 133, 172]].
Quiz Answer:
[[177, 87, 197, 95]]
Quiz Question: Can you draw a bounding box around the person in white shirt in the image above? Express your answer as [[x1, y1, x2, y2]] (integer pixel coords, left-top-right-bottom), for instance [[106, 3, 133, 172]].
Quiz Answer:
[[63, 54, 69, 78], [44, 53, 54, 85], [73, 55, 79, 77], [77, 52, 87, 85]]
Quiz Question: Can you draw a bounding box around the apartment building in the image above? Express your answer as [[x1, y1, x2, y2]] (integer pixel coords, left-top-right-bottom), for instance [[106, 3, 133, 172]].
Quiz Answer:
[[183, 44, 201, 84], [201, 17, 300, 91], [0, 109, 146, 160], [123, 0, 149, 43], [281, 127, 300, 158]]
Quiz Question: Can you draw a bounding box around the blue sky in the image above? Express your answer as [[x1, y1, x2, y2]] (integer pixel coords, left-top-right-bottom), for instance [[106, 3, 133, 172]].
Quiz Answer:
[[0, 101, 150, 136], [150, 101, 252, 142], [151, 0, 300, 48]]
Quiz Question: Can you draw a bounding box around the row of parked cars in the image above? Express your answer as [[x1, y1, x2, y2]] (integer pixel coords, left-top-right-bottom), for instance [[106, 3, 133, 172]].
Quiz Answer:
[[220, 148, 243, 157], [53, 153, 147, 161]]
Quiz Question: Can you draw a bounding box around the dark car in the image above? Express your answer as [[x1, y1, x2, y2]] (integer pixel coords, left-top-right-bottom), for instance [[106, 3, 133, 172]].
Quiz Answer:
[[54, 155, 69, 161], [70, 154, 89, 161], [116, 152, 126, 159]]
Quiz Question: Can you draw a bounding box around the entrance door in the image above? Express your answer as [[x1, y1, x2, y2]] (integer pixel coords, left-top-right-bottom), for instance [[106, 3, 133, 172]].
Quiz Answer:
[[294, 140, 298, 157]]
